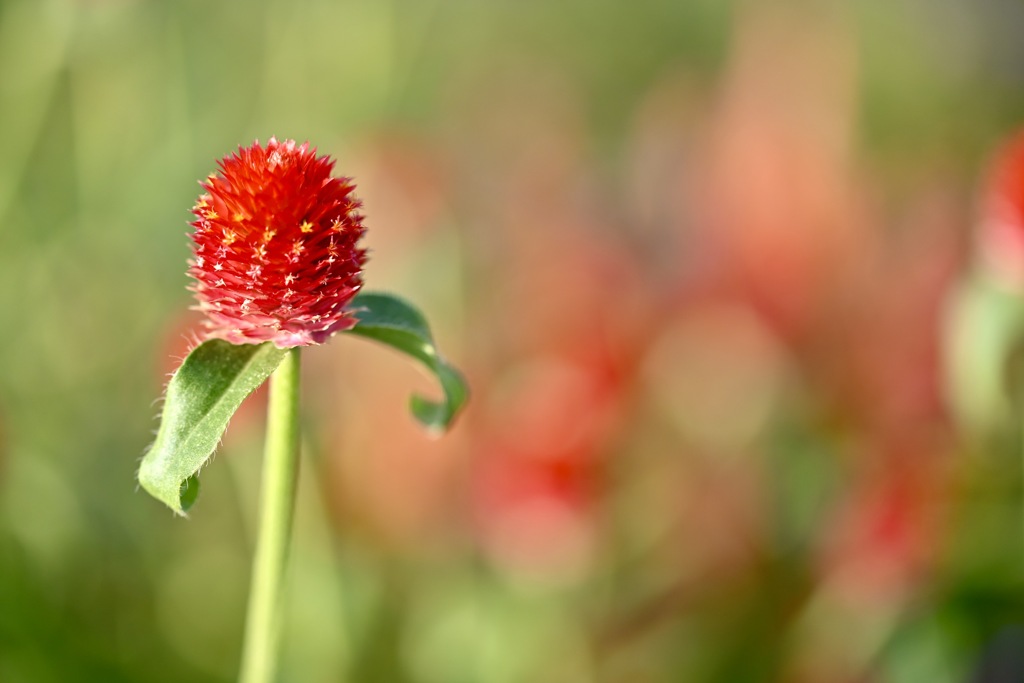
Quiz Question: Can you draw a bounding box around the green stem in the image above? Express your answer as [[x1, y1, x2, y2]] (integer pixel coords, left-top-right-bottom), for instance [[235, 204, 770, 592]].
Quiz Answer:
[[239, 348, 301, 683]]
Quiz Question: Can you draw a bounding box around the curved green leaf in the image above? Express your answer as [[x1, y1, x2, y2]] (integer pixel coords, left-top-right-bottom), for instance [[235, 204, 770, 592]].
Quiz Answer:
[[344, 292, 468, 433], [139, 340, 286, 515]]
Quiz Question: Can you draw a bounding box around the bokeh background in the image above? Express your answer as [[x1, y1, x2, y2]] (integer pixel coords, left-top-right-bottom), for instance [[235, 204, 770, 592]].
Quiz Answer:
[[4, 0, 1024, 681]]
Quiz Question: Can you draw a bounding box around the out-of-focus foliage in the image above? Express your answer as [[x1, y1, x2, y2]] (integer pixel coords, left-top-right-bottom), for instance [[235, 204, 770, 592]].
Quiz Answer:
[[2, 0, 1024, 681]]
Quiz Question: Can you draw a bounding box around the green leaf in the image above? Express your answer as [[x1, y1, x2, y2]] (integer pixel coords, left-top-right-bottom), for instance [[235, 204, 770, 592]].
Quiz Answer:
[[344, 291, 468, 433], [139, 340, 286, 515]]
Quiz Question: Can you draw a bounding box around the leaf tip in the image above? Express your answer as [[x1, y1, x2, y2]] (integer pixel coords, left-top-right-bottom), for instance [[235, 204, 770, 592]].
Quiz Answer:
[[137, 458, 190, 516], [409, 395, 456, 435], [179, 475, 201, 513]]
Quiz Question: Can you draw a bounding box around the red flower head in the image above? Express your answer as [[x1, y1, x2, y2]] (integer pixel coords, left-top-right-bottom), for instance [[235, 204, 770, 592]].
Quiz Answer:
[[188, 137, 367, 348]]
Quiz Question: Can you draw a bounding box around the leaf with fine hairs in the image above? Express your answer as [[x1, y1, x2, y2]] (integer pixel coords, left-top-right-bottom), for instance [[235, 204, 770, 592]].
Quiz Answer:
[[139, 340, 286, 515]]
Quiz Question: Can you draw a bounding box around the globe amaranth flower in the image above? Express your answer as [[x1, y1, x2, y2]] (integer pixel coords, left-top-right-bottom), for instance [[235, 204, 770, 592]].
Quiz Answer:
[[188, 137, 367, 348]]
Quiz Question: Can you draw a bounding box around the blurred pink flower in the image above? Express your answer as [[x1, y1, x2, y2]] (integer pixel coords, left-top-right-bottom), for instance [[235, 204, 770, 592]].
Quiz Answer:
[[687, 5, 863, 344]]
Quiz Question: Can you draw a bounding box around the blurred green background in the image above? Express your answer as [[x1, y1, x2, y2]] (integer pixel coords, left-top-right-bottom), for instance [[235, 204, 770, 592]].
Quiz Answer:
[[4, 0, 1024, 681]]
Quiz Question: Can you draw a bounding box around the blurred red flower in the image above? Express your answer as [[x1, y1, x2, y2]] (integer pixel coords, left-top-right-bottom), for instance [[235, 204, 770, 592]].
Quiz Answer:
[[471, 351, 623, 578], [188, 137, 366, 347], [978, 130, 1024, 286], [819, 435, 950, 605]]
